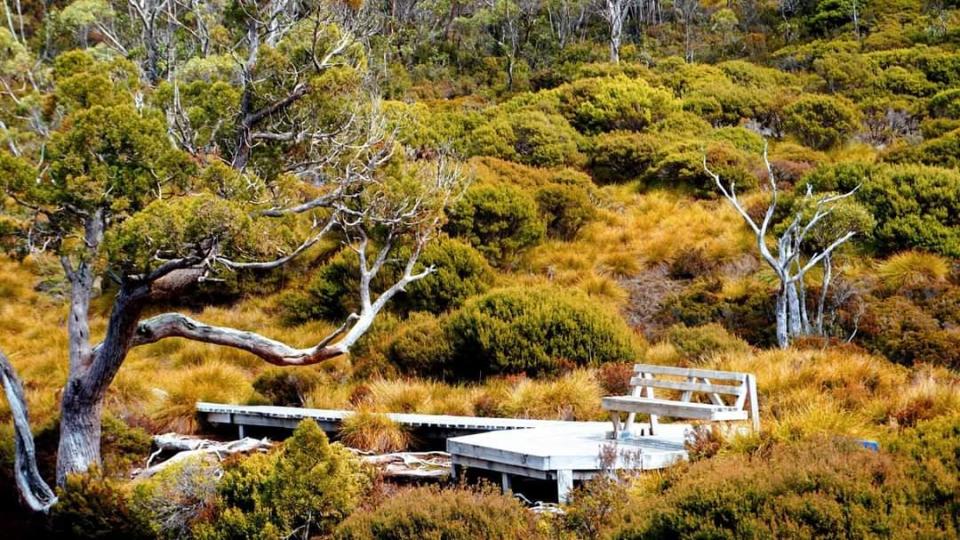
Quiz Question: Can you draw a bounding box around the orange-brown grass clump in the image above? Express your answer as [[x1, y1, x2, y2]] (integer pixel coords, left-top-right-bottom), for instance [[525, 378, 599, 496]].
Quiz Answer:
[[339, 410, 410, 453]]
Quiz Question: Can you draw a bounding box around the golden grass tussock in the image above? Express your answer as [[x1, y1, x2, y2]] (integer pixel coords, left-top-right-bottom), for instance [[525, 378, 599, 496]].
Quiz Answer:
[[150, 361, 256, 433], [531, 189, 751, 284], [710, 347, 960, 442], [339, 409, 410, 453], [876, 251, 952, 292]]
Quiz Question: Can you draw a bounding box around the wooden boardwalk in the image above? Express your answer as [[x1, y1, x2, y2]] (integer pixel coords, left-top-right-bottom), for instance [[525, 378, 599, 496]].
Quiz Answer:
[[197, 402, 691, 503], [197, 402, 611, 437]]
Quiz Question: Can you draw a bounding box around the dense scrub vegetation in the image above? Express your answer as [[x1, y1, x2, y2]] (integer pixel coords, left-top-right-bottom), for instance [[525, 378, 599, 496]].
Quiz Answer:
[[1, 0, 960, 536]]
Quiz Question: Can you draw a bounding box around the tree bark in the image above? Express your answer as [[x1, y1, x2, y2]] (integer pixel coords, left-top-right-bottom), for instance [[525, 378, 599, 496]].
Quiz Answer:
[[57, 280, 151, 484], [776, 285, 789, 349], [0, 350, 57, 512]]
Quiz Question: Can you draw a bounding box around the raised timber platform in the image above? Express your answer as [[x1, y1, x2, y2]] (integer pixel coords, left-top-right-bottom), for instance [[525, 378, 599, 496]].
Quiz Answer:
[[197, 402, 619, 438], [197, 402, 691, 503], [448, 422, 689, 503]]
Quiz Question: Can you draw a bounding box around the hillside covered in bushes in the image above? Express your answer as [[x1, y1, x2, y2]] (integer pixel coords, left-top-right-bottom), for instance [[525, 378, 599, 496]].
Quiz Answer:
[[1, 0, 960, 537]]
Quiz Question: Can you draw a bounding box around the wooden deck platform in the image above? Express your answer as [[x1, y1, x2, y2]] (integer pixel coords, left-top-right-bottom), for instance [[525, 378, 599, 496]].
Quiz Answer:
[[197, 402, 691, 503], [448, 422, 689, 502], [197, 402, 615, 437]]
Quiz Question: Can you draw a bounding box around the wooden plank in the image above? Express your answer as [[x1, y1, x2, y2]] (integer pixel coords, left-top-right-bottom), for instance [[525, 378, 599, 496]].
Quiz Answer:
[[632, 364, 747, 382], [747, 374, 760, 432], [601, 397, 748, 421], [628, 377, 744, 395], [451, 454, 552, 480]]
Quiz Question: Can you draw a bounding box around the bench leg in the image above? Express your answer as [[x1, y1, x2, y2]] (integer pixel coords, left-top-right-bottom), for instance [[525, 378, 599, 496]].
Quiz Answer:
[[501, 472, 512, 494], [610, 412, 622, 439], [648, 414, 659, 436], [624, 412, 636, 436]]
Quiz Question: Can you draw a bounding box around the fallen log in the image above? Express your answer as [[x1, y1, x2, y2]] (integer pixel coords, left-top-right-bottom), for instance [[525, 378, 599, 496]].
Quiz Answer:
[[134, 434, 274, 478]]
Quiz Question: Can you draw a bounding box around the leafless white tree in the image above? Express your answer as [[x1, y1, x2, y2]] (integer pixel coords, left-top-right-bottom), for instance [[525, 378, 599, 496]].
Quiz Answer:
[[598, 0, 632, 63], [704, 143, 859, 348]]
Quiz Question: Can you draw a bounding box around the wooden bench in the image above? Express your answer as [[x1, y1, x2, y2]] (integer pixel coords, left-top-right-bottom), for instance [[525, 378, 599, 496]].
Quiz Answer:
[[602, 364, 759, 437]]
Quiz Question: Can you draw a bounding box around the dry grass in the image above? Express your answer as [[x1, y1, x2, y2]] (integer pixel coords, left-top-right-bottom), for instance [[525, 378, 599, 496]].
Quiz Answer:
[[711, 348, 960, 443], [876, 251, 951, 292], [339, 410, 410, 452]]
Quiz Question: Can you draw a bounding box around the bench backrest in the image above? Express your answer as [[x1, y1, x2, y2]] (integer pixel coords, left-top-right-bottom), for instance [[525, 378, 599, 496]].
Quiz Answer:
[[629, 364, 751, 409]]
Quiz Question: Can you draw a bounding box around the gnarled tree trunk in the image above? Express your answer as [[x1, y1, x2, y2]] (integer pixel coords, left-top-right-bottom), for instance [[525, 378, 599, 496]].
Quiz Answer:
[[0, 350, 57, 512]]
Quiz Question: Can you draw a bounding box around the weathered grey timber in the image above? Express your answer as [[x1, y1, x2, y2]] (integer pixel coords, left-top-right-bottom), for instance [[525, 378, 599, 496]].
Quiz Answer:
[[447, 422, 690, 503], [603, 363, 760, 437], [196, 402, 693, 503], [197, 402, 604, 437]]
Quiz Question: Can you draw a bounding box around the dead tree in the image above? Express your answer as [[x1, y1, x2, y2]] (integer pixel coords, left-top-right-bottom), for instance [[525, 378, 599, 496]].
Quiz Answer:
[[0, 351, 58, 512], [598, 0, 632, 63], [704, 143, 859, 348]]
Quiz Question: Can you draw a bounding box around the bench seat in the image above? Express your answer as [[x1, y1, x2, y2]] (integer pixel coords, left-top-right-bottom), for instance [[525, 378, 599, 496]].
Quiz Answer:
[[601, 396, 749, 421]]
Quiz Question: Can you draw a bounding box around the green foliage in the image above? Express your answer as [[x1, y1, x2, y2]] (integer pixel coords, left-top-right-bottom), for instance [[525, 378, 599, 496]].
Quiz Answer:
[[614, 439, 955, 539], [131, 456, 220, 539], [469, 109, 583, 167], [648, 140, 759, 197], [281, 237, 492, 324], [587, 131, 662, 184], [253, 368, 325, 406], [335, 485, 541, 539], [928, 88, 960, 119], [783, 94, 861, 150], [534, 182, 596, 240], [666, 323, 751, 363], [195, 419, 370, 539], [444, 287, 642, 378], [555, 75, 677, 134], [46, 104, 193, 216], [804, 163, 960, 256], [386, 312, 454, 377], [661, 279, 777, 347], [446, 183, 546, 267], [49, 471, 152, 540], [886, 413, 960, 519], [401, 237, 495, 313]]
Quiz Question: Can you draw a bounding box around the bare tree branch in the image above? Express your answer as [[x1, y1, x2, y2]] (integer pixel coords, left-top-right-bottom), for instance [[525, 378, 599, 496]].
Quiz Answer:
[[0, 350, 57, 512]]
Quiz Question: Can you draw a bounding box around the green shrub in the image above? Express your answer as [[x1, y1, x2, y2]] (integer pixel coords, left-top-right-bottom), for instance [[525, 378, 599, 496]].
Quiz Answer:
[[587, 131, 662, 184], [535, 183, 596, 240], [804, 163, 960, 257], [445, 183, 546, 267], [386, 312, 454, 377], [555, 75, 676, 134], [886, 412, 960, 518], [400, 237, 494, 313], [444, 287, 642, 378], [281, 237, 492, 323], [928, 88, 960, 119], [335, 485, 541, 540], [783, 94, 861, 150], [660, 279, 777, 347], [252, 368, 325, 407], [896, 128, 960, 168], [195, 419, 370, 539], [666, 323, 751, 363], [131, 455, 220, 539], [469, 109, 583, 167], [613, 439, 953, 539], [49, 471, 152, 540], [647, 140, 759, 197]]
